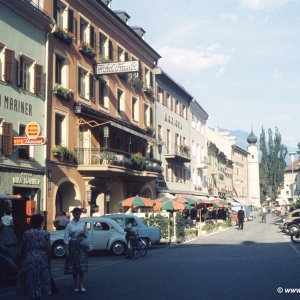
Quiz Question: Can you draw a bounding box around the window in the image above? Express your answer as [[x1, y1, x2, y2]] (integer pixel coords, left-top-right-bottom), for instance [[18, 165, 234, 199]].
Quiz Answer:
[[166, 93, 171, 109], [56, 2, 66, 29], [132, 97, 138, 122], [55, 112, 67, 146], [117, 89, 124, 114], [144, 103, 150, 127], [117, 46, 125, 62], [192, 140, 195, 156], [99, 79, 109, 108], [79, 17, 88, 43], [55, 54, 64, 85], [78, 67, 93, 100], [144, 67, 152, 87], [158, 125, 162, 141], [167, 129, 171, 153], [109, 40, 114, 61], [192, 115, 196, 128], [19, 124, 30, 159], [18, 55, 42, 94], [99, 32, 108, 59], [176, 100, 179, 114], [157, 86, 164, 103]]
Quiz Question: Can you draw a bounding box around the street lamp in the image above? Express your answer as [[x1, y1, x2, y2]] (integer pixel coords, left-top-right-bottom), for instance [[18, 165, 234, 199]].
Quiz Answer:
[[105, 191, 111, 214], [289, 152, 296, 200]]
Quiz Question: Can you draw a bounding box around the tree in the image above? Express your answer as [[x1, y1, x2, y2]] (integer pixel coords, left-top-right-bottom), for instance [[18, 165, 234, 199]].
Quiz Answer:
[[259, 127, 287, 204]]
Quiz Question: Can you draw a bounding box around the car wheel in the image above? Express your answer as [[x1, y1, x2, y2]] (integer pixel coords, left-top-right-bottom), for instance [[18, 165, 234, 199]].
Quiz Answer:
[[289, 225, 299, 235], [52, 241, 66, 258], [110, 241, 126, 256]]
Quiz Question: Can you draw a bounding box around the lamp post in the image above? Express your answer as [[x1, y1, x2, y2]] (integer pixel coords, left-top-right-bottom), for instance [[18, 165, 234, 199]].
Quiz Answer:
[[105, 191, 111, 214], [289, 152, 296, 201], [103, 126, 109, 148]]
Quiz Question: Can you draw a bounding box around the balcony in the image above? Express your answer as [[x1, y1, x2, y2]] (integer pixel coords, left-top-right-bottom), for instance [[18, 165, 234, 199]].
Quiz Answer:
[[75, 148, 163, 178], [164, 144, 191, 163]]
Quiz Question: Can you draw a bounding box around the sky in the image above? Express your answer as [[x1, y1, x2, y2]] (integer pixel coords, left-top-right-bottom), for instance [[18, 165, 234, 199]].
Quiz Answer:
[[112, 0, 300, 149]]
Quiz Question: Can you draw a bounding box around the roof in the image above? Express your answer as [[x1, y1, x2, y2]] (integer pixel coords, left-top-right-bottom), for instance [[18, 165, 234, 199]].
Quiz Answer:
[[285, 158, 300, 171]]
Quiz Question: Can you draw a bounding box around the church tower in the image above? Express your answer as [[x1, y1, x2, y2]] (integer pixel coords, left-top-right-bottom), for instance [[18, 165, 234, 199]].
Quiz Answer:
[[247, 130, 261, 207]]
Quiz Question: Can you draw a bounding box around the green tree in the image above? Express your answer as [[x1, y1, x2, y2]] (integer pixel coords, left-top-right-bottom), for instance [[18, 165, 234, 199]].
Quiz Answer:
[[259, 127, 287, 204]]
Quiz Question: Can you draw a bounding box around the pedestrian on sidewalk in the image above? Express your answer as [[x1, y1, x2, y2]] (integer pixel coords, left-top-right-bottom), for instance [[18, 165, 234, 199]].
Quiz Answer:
[[261, 205, 267, 223], [64, 207, 88, 293], [17, 214, 55, 299], [237, 207, 245, 230]]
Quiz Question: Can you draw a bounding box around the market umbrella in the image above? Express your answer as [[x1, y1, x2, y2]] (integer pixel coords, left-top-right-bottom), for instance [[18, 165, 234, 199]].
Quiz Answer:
[[197, 197, 211, 204], [161, 200, 191, 211], [173, 196, 198, 206], [117, 195, 153, 207]]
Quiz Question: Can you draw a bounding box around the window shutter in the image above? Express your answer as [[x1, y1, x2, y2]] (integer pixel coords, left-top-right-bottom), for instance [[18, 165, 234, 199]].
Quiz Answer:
[[79, 18, 84, 42], [109, 40, 113, 61], [18, 56, 23, 87], [4, 49, 15, 83], [2, 122, 13, 156], [89, 74, 94, 101], [124, 52, 129, 61], [150, 107, 153, 126], [90, 25, 94, 48], [53, 0, 57, 21], [78, 68, 81, 94], [74, 17, 78, 44], [68, 9, 74, 33], [34, 64, 43, 94], [150, 72, 153, 87]]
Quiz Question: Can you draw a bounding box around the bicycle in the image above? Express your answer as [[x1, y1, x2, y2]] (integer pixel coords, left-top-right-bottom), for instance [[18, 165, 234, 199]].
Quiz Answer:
[[127, 232, 148, 259]]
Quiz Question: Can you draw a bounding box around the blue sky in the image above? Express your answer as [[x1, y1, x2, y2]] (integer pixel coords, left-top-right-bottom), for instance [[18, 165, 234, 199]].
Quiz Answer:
[[113, 0, 300, 148]]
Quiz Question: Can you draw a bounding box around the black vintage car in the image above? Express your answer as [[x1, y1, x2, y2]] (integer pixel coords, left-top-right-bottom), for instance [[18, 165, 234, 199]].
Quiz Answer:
[[282, 217, 300, 234]]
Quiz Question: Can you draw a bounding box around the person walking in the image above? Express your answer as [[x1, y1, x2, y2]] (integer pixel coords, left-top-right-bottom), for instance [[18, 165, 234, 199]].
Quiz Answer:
[[17, 214, 54, 299], [64, 207, 88, 293], [262, 205, 267, 223], [237, 206, 245, 230]]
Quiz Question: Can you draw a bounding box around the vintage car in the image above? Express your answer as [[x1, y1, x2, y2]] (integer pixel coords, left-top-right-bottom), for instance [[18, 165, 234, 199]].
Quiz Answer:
[[50, 217, 126, 258], [103, 214, 161, 245]]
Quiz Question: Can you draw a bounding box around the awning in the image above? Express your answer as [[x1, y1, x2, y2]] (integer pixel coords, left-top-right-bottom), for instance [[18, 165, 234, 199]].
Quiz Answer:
[[110, 121, 159, 145]]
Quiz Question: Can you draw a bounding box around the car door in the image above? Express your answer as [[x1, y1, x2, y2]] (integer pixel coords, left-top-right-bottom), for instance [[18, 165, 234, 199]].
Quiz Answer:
[[91, 221, 112, 250]]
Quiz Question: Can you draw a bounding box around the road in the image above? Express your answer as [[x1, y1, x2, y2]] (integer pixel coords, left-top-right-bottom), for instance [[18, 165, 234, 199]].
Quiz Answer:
[[1, 214, 300, 300]]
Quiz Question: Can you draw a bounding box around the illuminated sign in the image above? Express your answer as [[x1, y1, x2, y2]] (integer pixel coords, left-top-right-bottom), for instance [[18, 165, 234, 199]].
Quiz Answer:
[[95, 61, 139, 75], [13, 137, 47, 145]]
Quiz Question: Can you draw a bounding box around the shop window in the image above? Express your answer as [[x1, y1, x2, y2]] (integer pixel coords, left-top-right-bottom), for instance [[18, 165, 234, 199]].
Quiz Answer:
[[55, 112, 67, 146]]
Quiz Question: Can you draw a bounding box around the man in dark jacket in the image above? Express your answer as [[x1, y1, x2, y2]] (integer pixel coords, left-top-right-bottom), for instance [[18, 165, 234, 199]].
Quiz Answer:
[[237, 207, 245, 230]]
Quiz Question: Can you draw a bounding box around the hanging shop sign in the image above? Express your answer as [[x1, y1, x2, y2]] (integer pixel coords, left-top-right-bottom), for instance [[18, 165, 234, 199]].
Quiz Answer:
[[95, 60, 139, 75], [13, 121, 47, 146]]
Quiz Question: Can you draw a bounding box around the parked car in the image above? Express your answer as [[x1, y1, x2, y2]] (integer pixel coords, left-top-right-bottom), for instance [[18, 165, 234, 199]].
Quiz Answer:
[[103, 214, 161, 245], [282, 217, 300, 234], [50, 217, 127, 258], [282, 209, 300, 223]]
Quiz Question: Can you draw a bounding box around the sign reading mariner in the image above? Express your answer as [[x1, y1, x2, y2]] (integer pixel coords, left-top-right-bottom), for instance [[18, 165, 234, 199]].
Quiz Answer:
[[95, 60, 139, 75]]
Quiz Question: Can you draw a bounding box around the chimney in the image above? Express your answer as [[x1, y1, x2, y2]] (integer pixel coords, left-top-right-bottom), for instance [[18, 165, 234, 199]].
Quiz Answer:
[[131, 26, 145, 40], [114, 10, 130, 25], [101, 0, 112, 8]]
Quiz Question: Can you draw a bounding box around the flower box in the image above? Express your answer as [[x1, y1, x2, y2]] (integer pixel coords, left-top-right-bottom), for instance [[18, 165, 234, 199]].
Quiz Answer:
[[79, 43, 95, 59], [53, 28, 73, 44], [53, 84, 74, 101]]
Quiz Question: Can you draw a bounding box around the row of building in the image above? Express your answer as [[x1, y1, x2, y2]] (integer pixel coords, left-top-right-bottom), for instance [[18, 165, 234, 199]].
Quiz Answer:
[[0, 0, 260, 229]]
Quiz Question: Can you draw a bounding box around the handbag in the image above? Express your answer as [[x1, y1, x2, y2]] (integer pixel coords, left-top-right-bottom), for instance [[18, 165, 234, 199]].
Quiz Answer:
[[79, 236, 94, 253]]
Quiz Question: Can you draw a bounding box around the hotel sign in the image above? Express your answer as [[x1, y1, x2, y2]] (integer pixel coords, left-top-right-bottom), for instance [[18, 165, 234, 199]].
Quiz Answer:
[[95, 61, 139, 75]]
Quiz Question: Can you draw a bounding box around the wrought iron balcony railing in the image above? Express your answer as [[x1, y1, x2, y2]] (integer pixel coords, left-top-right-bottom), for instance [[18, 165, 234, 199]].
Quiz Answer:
[[75, 148, 163, 173]]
